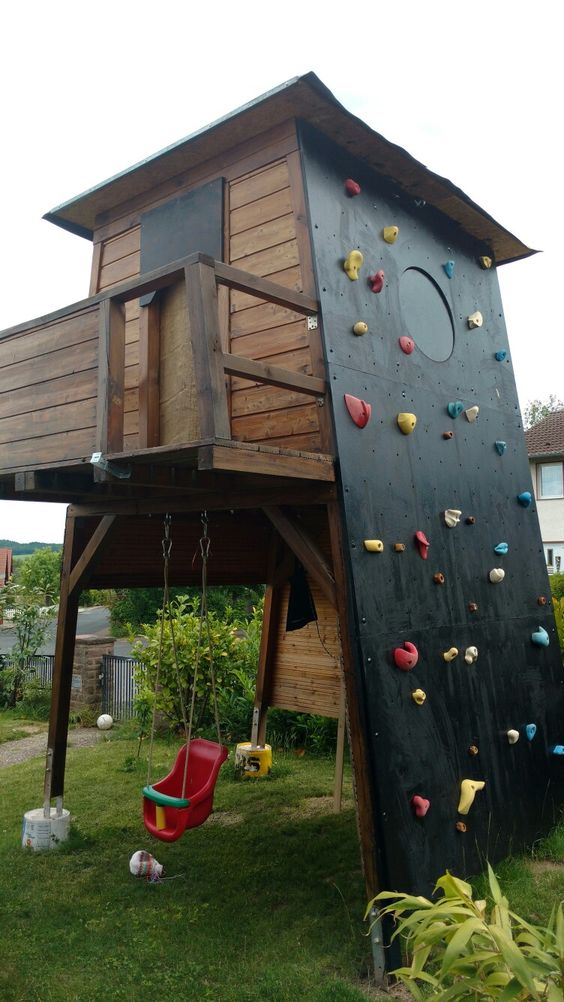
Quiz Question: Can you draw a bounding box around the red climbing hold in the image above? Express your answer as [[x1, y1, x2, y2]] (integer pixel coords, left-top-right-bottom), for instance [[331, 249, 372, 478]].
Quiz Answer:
[[368, 270, 385, 293], [414, 531, 430, 560], [411, 795, 430, 817], [393, 641, 419, 671], [344, 393, 371, 429], [344, 178, 361, 197], [399, 336, 415, 355]]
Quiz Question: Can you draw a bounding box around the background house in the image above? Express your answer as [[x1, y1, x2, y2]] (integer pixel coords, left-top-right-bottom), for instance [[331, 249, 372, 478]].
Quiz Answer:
[[526, 410, 564, 573], [0, 547, 13, 587]]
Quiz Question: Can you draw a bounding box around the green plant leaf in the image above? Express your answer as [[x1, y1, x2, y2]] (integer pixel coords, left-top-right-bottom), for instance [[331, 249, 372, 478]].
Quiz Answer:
[[435, 871, 474, 901], [498, 976, 530, 1001], [440, 916, 487, 977], [489, 927, 540, 998], [488, 861, 504, 905]]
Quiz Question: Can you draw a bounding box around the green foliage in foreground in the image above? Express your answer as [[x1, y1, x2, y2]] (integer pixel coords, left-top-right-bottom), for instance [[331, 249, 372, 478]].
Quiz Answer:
[[369, 865, 564, 1000], [0, 738, 373, 1002]]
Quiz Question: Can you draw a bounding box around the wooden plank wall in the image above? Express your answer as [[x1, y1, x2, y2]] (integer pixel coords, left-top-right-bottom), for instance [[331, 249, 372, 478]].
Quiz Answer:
[[90, 122, 323, 454], [0, 308, 99, 472]]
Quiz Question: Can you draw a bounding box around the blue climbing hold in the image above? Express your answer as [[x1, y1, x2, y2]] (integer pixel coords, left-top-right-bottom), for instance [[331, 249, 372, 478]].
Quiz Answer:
[[495, 441, 507, 456], [494, 542, 509, 555], [447, 401, 464, 419], [551, 745, 564, 756], [443, 260, 455, 279], [517, 491, 533, 508], [525, 724, 537, 741], [495, 350, 507, 362], [531, 626, 549, 647]]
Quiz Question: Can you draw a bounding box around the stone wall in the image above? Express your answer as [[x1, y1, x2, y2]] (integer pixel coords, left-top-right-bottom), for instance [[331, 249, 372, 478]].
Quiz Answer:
[[69, 635, 114, 715]]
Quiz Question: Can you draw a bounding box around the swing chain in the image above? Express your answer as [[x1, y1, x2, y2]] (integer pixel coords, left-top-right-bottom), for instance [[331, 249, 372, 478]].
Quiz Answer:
[[199, 511, 210, 563], [162, 513, 173, 561]]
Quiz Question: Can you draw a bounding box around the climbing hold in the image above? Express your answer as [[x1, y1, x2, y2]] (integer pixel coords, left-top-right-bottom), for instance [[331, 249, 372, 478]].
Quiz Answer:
[[397, 412, 417, 435], [467, 311, 483, 329], [468, 602, 478, 613], [458, 779, 485, 815], [479, 256, 493, 269], [489, 568, 505, 584], [364, 539, 384, 553], [464, 646, 478, 664], [525, 724, 537, 741], [507, 729, 520, 745], [537, 596, 547, 606], [411, 689, 427, 705], [344, 394, 371, 428], [447, 401, 464, 419], [399, 336, 415, 354], [368, 270, 385, 293], [468, 745, 479, 757], [443, 647, 459, 662], [494, 542, 509, 555], [444, 509, 462, 528], [382, 225, 399, 244], [495, 350, 507, 362], [455, 821, 467, 832], [393, 543, 406, 552], [411, 795, 430, 817], [495, 441, 507, 455], [551, 746, 564, 756], [393, 641, 419, 671], [433, 572, 445, 585], [465, 516, 476, 525], [443, 260, 455, 279], [352, 321, 368, 336], [465, 405, 480, 423], [443, 431, 454, 440], [343, 250, 364, 281], [517, 491, 532, 508], [414, 531, 430, 560], [531, 626, 550, 647], [344, 178, 361, 197]]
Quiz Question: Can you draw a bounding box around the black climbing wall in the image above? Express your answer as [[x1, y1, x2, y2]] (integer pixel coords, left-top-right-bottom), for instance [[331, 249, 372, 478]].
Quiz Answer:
[[300, 124, 564, 895]]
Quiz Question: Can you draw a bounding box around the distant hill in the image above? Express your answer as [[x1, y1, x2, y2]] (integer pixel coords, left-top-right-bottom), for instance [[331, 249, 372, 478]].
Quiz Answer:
[[0, 539, 63, 557]]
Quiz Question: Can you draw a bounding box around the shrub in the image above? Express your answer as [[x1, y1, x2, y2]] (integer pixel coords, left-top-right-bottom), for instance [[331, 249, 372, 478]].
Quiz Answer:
[[553, 597, 564, 657], [367, 864, 564, 1000], [550, 574, 564, 602], [17, 678, 51, 720]]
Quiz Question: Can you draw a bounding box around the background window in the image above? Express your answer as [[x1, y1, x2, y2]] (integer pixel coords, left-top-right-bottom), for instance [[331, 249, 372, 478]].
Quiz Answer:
[[538, 463, 564, 498]]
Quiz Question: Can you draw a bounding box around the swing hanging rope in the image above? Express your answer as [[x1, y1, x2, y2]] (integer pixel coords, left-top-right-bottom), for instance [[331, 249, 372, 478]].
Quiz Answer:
[[146, 512, 222, 802]]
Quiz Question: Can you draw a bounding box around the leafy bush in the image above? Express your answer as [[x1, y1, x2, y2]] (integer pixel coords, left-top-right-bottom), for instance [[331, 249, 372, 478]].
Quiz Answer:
[[17, 678, 51, 720], [266, 710, 338, 753], [553, 597, 564, 658], [367, 864, 564, 1000], [550, 574, 564, 603], [111, 585, 264, 634]]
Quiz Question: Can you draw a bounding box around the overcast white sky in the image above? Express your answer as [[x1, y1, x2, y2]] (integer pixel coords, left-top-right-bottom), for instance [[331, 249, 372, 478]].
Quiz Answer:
[[0, 0, 561, 543]]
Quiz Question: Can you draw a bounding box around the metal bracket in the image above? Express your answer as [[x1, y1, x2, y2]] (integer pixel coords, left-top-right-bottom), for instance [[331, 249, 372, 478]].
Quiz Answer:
[[368, 905, 386, 984], [307, 316, 318, 331], [90, 452, 132, 480]]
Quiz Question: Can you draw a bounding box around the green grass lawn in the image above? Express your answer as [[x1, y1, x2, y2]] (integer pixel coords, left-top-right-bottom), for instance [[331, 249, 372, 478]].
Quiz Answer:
[[0, 708, 47, 743], [1, 726, 564, 1002], [0, 734, 377, 1002]]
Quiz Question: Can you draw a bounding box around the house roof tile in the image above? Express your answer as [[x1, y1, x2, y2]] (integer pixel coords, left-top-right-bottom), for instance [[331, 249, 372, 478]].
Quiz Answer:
[[525, 410, 564, 458]]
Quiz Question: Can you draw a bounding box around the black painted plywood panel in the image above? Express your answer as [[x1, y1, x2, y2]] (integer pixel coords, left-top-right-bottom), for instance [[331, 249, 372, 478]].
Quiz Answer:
[[300, 124, 564, 895]]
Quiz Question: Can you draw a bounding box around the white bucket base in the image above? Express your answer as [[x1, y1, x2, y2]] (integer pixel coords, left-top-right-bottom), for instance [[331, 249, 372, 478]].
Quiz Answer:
[[22, 808, 71, 851]]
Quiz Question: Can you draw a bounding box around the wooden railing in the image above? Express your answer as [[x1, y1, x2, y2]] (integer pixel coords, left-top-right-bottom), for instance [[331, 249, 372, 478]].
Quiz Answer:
[[95, 251, 324, 458]]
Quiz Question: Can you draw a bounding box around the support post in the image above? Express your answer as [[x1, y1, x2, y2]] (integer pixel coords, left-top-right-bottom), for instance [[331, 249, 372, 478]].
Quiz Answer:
[[138, 298, 161, 448], [184, 260, 230, 440], [333, 683, 346, 813]]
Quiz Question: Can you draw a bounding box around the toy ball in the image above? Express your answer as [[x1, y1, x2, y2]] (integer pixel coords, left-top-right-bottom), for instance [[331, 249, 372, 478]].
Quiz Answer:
[[129, 850, 164, 881], [97, 713, 114, 730]]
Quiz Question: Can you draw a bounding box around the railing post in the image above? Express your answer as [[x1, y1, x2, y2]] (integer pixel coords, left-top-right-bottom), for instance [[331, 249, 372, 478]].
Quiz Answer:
[[184, 259, 230, 440], [96, 298, 125, 464], [138, 298, 161, 448]]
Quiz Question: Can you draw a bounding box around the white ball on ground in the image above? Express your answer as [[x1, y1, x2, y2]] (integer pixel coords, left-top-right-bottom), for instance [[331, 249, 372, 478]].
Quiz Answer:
[[97, 714, 113, 730]]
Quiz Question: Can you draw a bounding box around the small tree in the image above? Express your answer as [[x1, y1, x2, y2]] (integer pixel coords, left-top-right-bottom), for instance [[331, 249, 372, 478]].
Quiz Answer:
[[17, 547, 62, 606], [0, 581, 55, 707], [523, 395, 564, 429]]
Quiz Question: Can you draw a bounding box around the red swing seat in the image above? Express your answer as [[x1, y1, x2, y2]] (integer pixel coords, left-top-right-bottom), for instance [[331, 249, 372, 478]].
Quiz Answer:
[[143, 738, 229, 843]]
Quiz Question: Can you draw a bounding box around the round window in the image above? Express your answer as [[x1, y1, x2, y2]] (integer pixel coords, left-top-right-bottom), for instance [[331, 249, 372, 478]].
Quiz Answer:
[[399, 267, 454, 362]]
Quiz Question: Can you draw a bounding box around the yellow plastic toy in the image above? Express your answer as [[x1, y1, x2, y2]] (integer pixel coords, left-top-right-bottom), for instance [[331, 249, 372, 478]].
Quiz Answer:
[[235, 743, 272, 778], [364, 539, 384, 552], [458, 779, 485, 815], [343, 250, 364, 281], [352, 321, 368, 336], [397, 413, 417, 435], [382, 225, 399, 244], [443, 647, 459, 662]]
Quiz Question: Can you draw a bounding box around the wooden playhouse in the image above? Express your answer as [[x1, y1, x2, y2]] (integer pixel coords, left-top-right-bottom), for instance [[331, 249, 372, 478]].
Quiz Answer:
[[2, 72, 562, 959]]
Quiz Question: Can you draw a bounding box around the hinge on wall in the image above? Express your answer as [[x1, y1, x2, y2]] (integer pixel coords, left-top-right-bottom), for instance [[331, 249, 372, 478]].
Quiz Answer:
[[90, 452, 132, 480], [307, 316, 318, 331]]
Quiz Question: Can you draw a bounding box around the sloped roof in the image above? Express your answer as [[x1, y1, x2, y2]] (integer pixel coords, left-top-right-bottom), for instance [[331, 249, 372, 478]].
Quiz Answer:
[[525, 410, 564, 458], [43, 72, 534, 266]]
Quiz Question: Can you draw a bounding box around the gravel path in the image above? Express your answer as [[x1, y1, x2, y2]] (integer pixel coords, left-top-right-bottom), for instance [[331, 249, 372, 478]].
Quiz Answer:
[[0, 728, 102, 768]]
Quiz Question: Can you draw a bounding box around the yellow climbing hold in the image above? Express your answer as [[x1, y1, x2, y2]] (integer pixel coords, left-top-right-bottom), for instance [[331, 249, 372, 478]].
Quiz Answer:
[[467, 311, 483, 329], [383, 226, 399, 244], [397, 413, 417, 435], [458, 779, 485, 815], [443, 647, 459, 662], [344, 250, 364, 281], [411, 689, 427, 705], [352, 321, 368, 336], [479, 256, 492, 269], [364, 539, 384, 552]]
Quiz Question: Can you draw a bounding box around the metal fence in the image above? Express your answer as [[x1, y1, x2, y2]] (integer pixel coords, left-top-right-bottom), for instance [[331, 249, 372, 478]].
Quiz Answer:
[[100, 655, 139, 721], [24, 655, 55, 686]]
